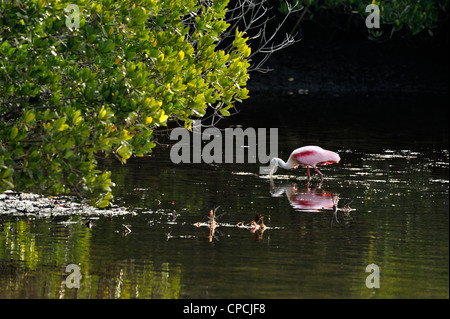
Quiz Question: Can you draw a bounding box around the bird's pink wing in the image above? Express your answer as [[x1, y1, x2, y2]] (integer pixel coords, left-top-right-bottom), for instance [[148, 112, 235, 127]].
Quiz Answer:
[[292, 149, 320, 165], [293, 148, 338, 166]]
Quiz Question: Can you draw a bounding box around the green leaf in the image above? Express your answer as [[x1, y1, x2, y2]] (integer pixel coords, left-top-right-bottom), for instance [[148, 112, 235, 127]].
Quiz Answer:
[[126, 49, 137, 60], [96, 199, 110, 208], [99, 40, 115, 53], [2, 178, 14, 189], [2, 168, 13, 179], [117, 144, 131, 161], [55, 118, 69, 131], [219, 109, 230, 116], [10, 127, 18, 140]]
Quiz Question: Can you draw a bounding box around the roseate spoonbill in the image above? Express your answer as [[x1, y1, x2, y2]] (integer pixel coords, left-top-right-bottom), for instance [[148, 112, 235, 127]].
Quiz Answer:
[[269, 146, 340, 179]]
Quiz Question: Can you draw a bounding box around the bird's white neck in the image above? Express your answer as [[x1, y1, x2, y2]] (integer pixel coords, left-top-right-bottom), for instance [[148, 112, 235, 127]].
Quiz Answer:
[[269, 157, 295, 176]]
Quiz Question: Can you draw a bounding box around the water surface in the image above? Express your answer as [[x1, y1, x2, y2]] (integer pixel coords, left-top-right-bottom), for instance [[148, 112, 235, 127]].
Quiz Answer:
[[1, 95, 448, 298]]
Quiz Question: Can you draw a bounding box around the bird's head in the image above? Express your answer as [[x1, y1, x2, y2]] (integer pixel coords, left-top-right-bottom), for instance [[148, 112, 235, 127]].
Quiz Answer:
[[269, 158, 279, 177], [329, 151, 341, 163]]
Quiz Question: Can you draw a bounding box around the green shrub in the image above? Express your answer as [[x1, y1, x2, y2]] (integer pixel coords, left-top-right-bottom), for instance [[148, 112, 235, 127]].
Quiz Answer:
[[0, 0, 251, 206]]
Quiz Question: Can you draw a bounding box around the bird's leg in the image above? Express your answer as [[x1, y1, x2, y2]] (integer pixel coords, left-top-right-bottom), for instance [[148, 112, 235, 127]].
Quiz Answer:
[[313, 166, 323, 181], [306, 166, 310, 179]]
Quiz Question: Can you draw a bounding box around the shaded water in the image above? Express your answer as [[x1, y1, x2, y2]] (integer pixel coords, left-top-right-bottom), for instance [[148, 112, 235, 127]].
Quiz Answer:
[[1, 95, 448, 299]]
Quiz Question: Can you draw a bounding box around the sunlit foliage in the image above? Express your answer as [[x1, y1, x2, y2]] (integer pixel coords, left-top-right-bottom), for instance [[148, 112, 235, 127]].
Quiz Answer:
[[0, 0, 251, 206]]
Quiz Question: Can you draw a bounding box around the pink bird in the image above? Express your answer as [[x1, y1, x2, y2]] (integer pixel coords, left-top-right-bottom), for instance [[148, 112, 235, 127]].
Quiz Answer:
[[269, 146, 340, 179]]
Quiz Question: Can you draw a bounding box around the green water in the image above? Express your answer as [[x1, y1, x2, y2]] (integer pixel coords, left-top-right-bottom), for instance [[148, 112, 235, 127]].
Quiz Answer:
[[0, 95, 448, 299]]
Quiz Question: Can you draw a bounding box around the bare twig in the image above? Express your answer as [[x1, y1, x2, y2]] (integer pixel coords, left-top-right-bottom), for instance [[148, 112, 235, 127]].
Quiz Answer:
[[219, 0, 303, 73]]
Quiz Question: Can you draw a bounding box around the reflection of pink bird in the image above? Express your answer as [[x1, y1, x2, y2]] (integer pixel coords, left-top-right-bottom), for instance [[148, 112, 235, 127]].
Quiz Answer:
[[289, 187, 335, 212], [271, 183, 339, 212], [269, 146, 340, 179]]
